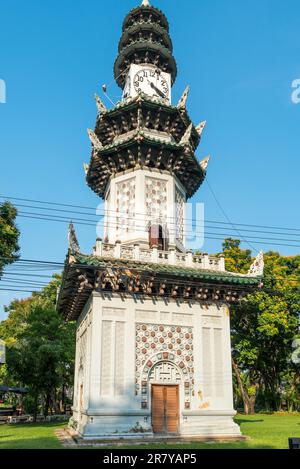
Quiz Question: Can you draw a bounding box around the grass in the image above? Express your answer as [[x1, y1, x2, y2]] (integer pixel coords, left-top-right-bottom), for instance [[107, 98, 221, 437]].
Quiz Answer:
[[0, 414, 299, 449], [0, 422, 64, 449]]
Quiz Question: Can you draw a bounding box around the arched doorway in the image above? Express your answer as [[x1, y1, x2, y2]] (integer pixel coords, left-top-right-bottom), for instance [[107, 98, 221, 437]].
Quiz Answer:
[[149, 361, 181, 434]]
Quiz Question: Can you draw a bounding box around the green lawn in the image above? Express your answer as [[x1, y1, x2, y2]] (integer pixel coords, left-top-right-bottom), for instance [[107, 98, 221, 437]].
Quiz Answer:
[[0, 414, 299, 449]]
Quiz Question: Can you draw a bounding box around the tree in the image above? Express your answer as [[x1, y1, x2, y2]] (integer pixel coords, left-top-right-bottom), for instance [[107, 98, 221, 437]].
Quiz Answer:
[[0, 202, 20, 278], [0, 276, 76, 418], [222, 239, 300, 414]]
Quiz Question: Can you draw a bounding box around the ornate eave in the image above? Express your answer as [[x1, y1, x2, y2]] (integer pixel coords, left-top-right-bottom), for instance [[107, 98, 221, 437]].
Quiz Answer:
[[94, 94, 200, 149], [86, 130, 205, 199], [122, 6, 169, 33], [118, 22, 173, 53], [57, 252, 262, 321]]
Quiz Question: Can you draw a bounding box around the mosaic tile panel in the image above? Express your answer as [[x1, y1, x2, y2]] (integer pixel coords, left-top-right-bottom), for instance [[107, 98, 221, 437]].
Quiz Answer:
[[135, 323, 194, 409], [175, 187, 185, 243], [145, 177, 168, 222], [116, 177, 136, 237]]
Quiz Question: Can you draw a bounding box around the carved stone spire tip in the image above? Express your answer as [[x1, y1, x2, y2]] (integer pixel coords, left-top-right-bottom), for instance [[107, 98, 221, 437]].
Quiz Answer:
[[196, 120, 207, 137], [200, 155, 210, 172], [248, 251, 264, 277], [177, 86, 190, 109], [68, 222, 80, 254], [141, 0, 150, 6], [95, 94, 106, 114]]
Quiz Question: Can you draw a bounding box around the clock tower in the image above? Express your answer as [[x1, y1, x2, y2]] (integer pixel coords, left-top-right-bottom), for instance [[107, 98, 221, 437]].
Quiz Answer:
[[57, 0, 263, 441]]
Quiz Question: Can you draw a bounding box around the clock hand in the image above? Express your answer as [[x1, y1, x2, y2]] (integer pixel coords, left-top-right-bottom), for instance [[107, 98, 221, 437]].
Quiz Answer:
[[147, 80, 166, 99]]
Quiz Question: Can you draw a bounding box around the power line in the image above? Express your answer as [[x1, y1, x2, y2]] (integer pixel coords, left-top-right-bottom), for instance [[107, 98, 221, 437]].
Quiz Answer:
[[11, 203, 300, 238], [0, 272, 54, 278], [0, 288, 42, 293], [2, 194, 300, 233], [205, 178, 258, 253], [15, 212, 300, 249]]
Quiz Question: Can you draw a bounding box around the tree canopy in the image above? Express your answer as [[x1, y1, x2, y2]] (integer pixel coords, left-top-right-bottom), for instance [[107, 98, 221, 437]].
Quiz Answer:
[[0, 201, 20, 278], [223, 239, 300, 413], [0, 276, 76, 418]]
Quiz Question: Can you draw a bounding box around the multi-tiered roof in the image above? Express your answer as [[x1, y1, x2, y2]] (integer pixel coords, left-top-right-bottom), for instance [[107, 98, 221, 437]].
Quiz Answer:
[[114, 0, 177, 88], [85, 0, 207, 199], [57, 1, 264, 320]]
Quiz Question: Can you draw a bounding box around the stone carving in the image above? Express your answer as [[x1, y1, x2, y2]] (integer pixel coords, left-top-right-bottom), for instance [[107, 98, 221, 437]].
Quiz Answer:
[[116, 177, 136, 237], [83, 163, 89, 175], [248, 251, 264, 276], [200, 155, 210, 172], [141, 0, 150, 6], [196, 120, 206, 137], [145, 177, 168, 222], [177, 86, 190, 109], [149, 361, 181, 384], [68, 222, 80, 254], [87, 128, 103, 150], [95, 94, 107, 114], [180, 123, 193, 146], [175, 187, 185, 242]]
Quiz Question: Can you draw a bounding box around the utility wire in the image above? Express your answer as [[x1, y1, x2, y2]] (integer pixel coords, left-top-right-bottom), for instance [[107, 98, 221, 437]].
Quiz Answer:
[[2, 195, 300, 234], [15, 212, 300, 249], [10, 202, 300, 239]]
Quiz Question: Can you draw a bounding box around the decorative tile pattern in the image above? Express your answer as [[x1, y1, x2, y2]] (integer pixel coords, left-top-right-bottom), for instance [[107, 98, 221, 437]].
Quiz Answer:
[[175, 187, 185, 242], [116, 177, 136, 237], [135, 323, 194, 409], [145, 177, 168, 223]]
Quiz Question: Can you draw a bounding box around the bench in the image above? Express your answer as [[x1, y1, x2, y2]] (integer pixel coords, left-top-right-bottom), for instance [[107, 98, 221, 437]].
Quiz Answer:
[[7, 415, 33, 424]]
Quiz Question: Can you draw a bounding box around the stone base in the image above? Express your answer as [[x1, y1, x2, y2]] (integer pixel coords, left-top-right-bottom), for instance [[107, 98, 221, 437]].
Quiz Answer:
[[70, 410, 242, 441]]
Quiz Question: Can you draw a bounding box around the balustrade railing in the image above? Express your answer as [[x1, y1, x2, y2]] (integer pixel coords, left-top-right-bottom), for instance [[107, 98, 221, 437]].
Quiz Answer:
[[93, 239, 225, 272]]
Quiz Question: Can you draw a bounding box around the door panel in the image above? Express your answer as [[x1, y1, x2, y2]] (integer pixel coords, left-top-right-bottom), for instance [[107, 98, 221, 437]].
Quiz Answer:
[[165, 386, 179, 433], [151, 385, 179, 434], [152, 385, 165, 433]]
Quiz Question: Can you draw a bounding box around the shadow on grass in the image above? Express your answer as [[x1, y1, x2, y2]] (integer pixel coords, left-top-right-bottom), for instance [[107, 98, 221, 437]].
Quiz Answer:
[[235, 419, 264, 425]]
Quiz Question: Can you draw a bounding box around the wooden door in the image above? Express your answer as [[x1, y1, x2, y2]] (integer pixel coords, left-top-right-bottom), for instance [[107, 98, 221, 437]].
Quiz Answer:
[[151, 385, 179, 434]]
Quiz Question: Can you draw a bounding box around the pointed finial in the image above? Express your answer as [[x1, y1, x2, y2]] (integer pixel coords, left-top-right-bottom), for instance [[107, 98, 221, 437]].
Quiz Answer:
[[87, 129, 103, 150], [180, 123, 193, 146], [196, 120, 207, 137], [200, 155, 210, 171], [177, 86, 190, 109], [68, 222, 80, 254], [248, 251, 264, 276], [95, 94, 106, 114], [83, 163, 89, 175], [141, 0, 150, 6]]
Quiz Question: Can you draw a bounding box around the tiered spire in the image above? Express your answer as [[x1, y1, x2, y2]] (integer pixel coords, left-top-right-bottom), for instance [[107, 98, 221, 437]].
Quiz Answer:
[[114, 1, 177, 88], [86, 2, 208, 200]]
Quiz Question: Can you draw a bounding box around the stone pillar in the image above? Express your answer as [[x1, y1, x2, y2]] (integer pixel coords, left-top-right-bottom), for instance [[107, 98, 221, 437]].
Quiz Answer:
[[134, 244, 140, 261], [186, 250, 193, 267], [151, 246, 158, 263], [219, 254, 225, 272], [169, 248, 176, 265], [95, 238, 103, 257], [203, 253, 210, 269], [114, 241, 121, 258]]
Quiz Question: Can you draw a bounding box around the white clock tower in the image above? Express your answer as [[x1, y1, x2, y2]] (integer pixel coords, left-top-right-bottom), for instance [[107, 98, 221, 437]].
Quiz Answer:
[[57, 0, 264, 442]]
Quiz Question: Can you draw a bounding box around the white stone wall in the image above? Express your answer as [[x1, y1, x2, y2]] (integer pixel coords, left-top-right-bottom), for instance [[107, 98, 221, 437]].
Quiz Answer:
[[72, 293, 240, 438], [103, 169, 186, 250]]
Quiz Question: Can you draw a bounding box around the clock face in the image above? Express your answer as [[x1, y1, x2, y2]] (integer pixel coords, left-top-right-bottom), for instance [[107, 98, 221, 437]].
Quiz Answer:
[[133, 68, 169, 100]]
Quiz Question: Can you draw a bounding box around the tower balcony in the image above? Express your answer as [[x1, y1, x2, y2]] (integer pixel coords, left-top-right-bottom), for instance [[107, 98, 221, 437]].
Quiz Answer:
[[93, 239, 226, 272]]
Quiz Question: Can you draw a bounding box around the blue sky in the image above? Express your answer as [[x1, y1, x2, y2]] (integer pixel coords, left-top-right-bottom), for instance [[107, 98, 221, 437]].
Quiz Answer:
[[0, 0, 300, 319]]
